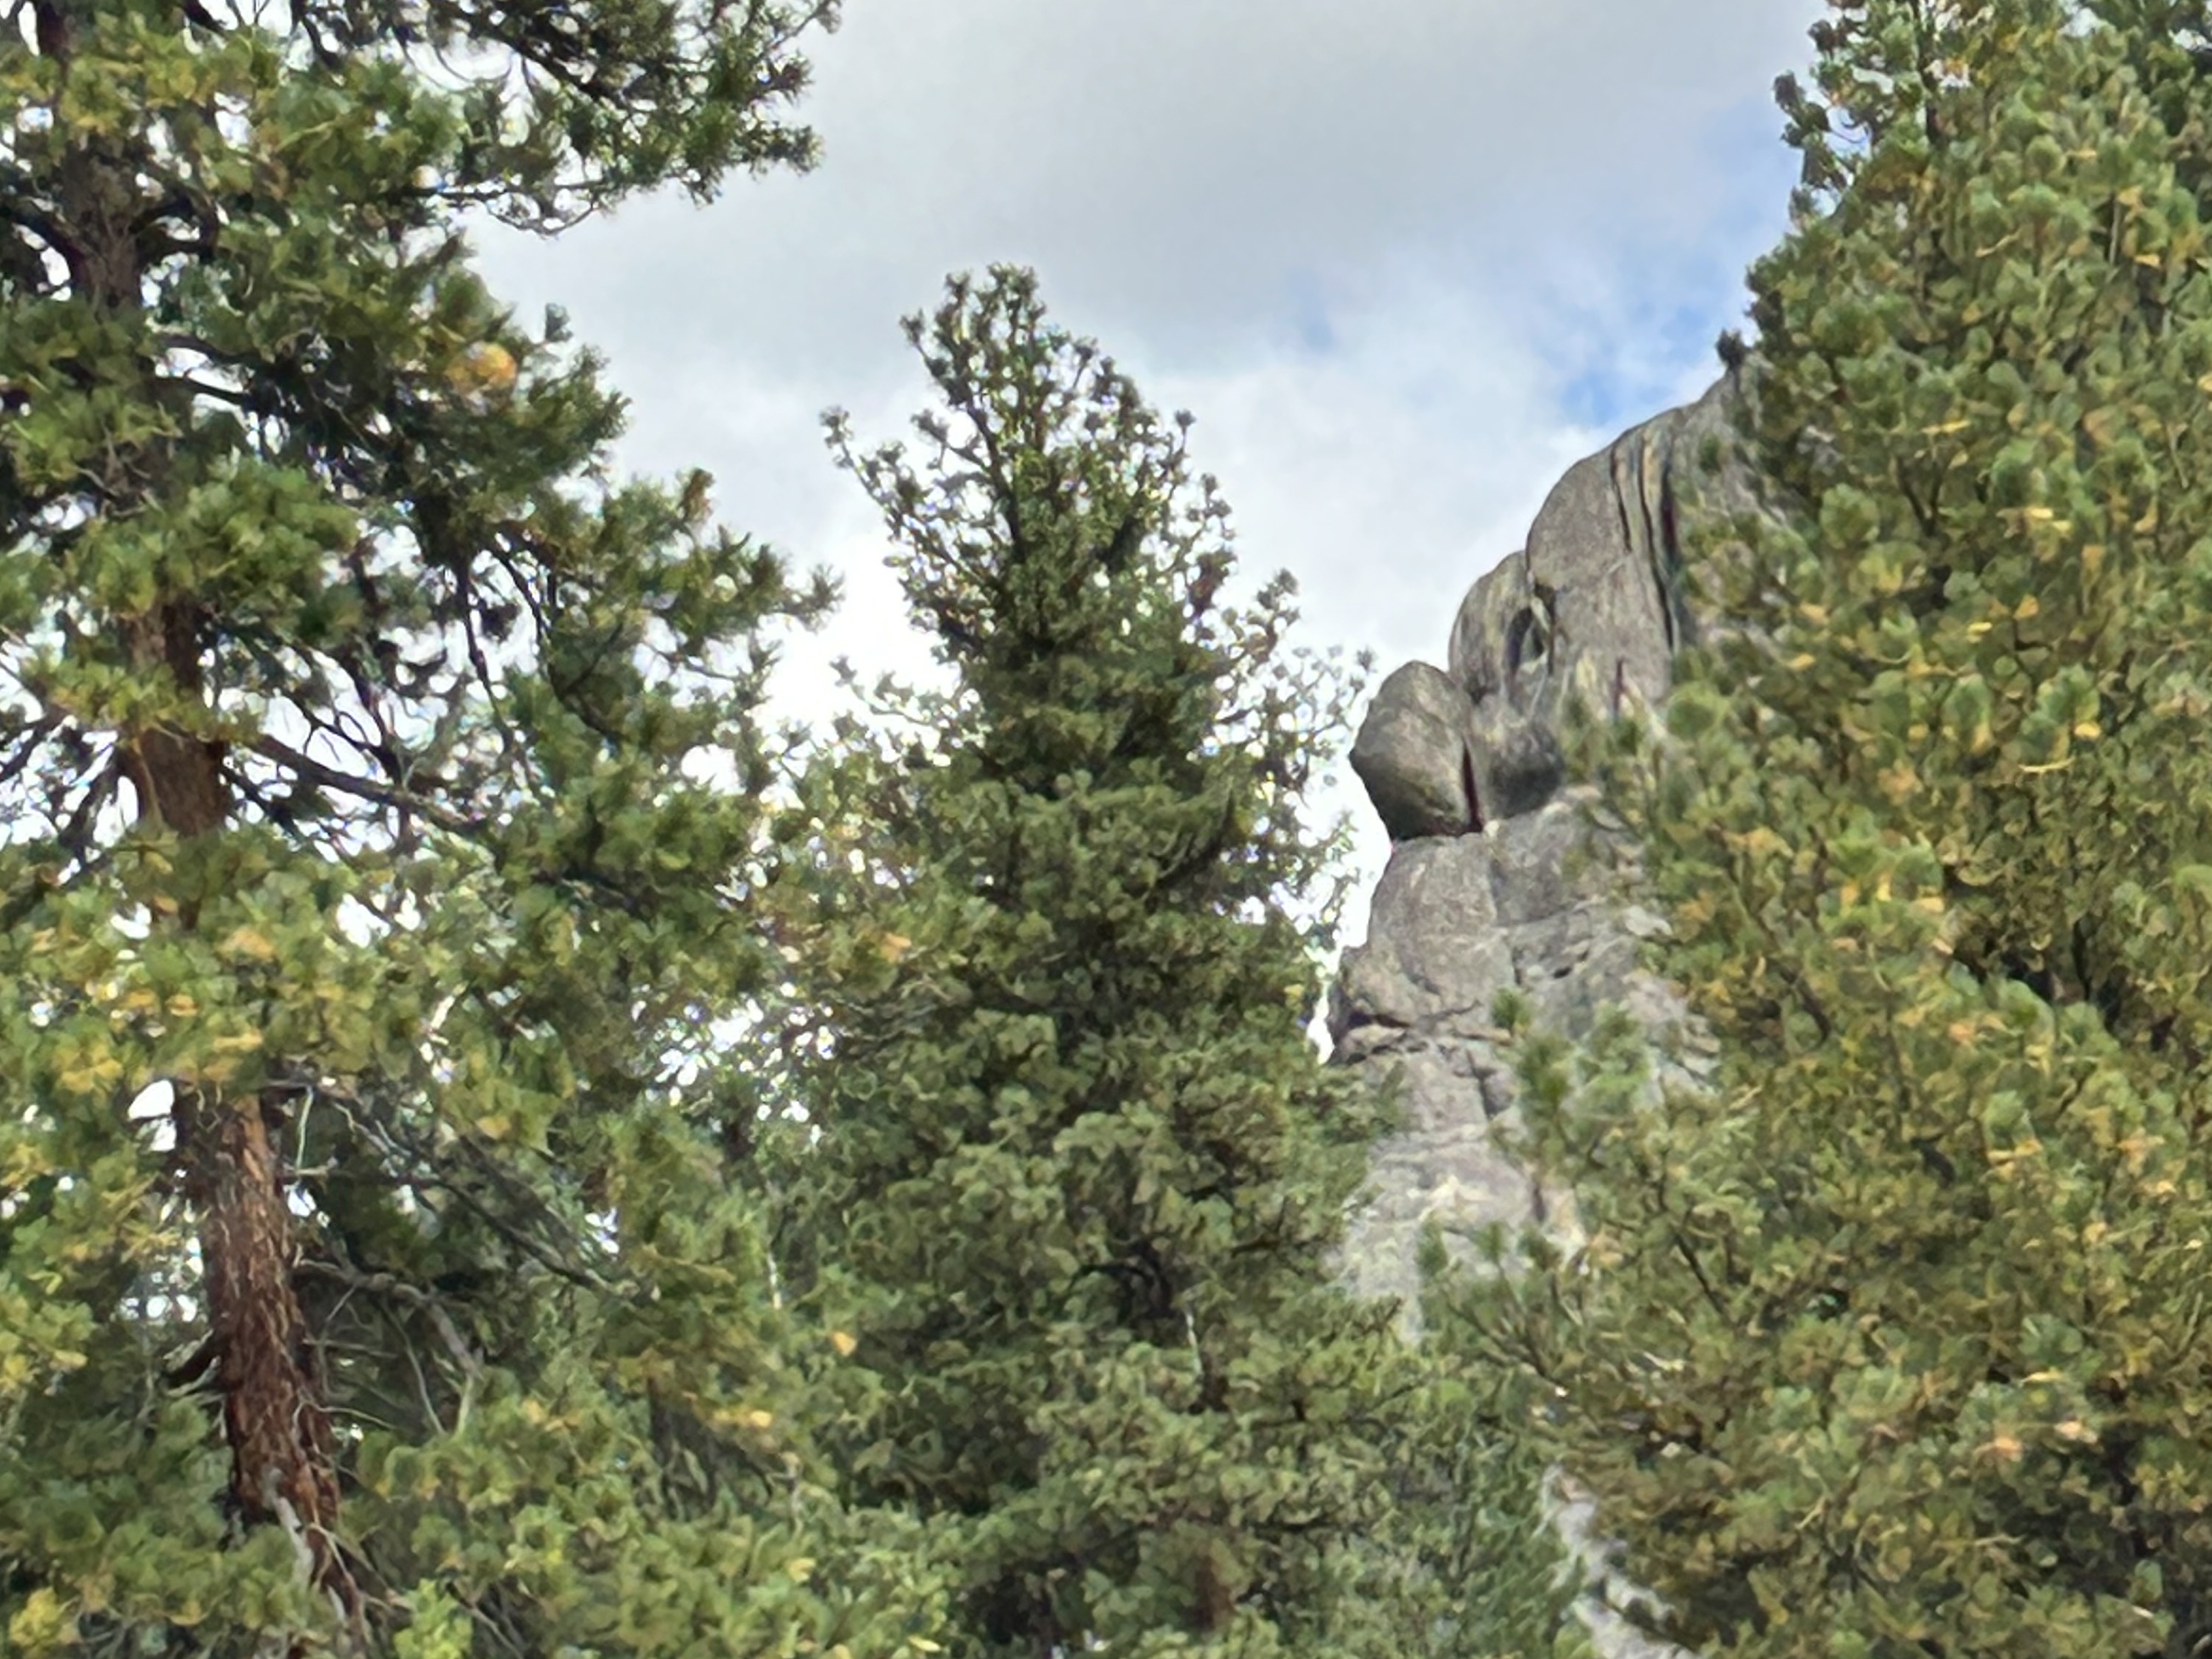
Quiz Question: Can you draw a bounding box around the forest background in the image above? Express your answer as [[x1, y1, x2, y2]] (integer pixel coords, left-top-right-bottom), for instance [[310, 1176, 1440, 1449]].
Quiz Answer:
[[16, 0, 2181, 1656]]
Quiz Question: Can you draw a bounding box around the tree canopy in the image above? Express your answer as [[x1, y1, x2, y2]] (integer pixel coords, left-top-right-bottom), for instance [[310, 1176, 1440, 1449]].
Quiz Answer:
[[0, 0, 951, 1651]]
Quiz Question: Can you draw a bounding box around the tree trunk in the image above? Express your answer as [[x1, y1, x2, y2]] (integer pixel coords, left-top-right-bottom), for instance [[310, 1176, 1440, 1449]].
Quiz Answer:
[[35, 0, 354, 1634], [178, 1085, 346, 1573]]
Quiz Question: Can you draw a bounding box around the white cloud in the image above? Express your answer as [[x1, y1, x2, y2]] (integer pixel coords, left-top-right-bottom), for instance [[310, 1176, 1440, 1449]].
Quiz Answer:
[[468, 0, 1824, 933]]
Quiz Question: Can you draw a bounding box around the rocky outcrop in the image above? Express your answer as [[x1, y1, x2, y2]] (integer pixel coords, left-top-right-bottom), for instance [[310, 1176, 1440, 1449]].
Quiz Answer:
[[1331, 795, 1668, 1305], [1333, 361, 1775, 1658], [1335, 365, 1763, 1297]]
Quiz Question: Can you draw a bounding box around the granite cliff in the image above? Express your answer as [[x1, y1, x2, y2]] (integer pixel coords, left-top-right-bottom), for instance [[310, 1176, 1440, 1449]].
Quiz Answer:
[[1332, 361, 1779, 1656]]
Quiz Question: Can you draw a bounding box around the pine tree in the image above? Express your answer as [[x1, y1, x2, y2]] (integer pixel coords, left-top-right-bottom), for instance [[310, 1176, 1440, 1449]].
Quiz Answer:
[[0, 0, 944, 1652], [1394, 1248, 1596, 1659], [771, 266, 1434, 1658], [1448, 3, 2212, 1655]]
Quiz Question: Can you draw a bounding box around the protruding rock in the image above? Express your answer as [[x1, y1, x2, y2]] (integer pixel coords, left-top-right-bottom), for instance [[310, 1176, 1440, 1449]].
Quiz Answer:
[[1427, 366, 1781, 845], [1519, 431, 1678, 721], [1447, 550, 1526, 707], [1348, 662, 1482, 840]]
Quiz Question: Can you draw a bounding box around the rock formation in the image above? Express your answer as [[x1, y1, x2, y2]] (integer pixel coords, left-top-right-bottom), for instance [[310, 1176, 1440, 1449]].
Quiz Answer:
[[1331, 362, 1776, 1657]]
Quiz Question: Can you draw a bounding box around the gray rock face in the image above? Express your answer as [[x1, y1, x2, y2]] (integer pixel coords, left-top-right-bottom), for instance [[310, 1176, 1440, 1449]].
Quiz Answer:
[[1335, 363, 1778, 1659], [1330, 791, 1649, 1316]]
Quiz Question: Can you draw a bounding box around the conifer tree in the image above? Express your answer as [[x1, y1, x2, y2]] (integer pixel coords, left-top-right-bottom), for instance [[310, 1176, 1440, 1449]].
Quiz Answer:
[[775, 267, 1430, 1658], [1396, 1253, 1596, 1659], [1449, 3, 2212, 1655], [0, 0, 945, 1652]]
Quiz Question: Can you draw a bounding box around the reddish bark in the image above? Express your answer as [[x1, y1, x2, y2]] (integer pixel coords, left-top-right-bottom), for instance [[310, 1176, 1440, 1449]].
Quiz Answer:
[[121, 629, 353, 1626], [129, 670, 354, 1627], [178, 1088, 343, 1550]]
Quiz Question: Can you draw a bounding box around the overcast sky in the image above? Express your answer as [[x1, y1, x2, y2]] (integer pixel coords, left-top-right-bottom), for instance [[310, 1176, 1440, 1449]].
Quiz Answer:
[[469, 0, 1824, 932]]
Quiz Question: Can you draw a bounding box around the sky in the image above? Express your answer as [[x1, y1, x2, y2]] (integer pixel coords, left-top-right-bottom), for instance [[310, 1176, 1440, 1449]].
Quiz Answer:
[[467, 0, 1827, 939]]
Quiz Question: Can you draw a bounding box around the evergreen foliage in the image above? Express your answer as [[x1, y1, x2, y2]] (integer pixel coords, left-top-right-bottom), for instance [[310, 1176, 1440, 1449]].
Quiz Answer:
[[1449, 3, 2212, 1655], [775, 267, 1437, 1658], [1383, 1250, 1594, 1659], [0, 0, 946, 1652]]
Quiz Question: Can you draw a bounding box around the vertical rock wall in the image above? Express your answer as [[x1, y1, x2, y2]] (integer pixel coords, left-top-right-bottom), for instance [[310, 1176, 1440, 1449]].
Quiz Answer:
[[1332, 364, 1774, 1656]]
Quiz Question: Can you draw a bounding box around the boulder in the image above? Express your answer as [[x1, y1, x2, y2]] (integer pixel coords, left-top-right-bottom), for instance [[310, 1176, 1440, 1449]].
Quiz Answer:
[[1348, 661, 1483, 839]]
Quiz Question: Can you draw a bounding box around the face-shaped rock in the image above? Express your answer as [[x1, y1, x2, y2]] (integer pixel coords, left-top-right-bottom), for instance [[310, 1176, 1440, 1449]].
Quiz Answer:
[[1351, 369, 1769, 842], [1452, 380, 1737, 820], [1447, 556, 1569, 821]]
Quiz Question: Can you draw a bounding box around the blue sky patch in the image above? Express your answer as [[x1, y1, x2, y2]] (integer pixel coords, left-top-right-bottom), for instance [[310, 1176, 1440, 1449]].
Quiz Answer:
[[1281, 267, 1337, 355]]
